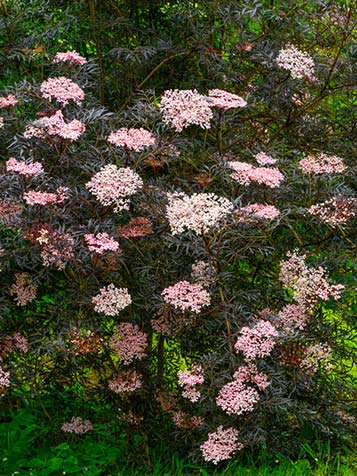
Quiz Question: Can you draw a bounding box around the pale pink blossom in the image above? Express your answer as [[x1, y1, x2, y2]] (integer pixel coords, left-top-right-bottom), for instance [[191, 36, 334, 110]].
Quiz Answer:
[[166, 192, 233, 235], [25, 110, 86, 141], [86, 165, 143, 212], [228, 161, 284, 188], [40, 77, 85, 106], [61, 417, 92, 434], [109, 370, 142, 394], [0, 94, 18, 108], [276, 44, 315, 80], [23, 187, 69, 206], [235, 320, 278, 360], [207, 89, 247, 110], [300, 153, 346, 174], [276, 304, 309, 332], [216, 380, 260, 415], [9, 273, 37, 306], [240, 203, 280, 220], [162, 280, 210, 313], [92, 284, 131, 316], [110, 323, 147, 365], [84, 233, 121, 254], [108, 128, 156, 152], [200, 426, 243, 464], [160, 89, 213, 132], [0, 117, 3, 129], [279, 251, 344, 307], [255, 152, 277, 166], [308, 197, 356, 226], [178, 364, 205, 401], [6, 158, 44, 177], [0, 366, 10, 388], [53, 51, 87, 65]]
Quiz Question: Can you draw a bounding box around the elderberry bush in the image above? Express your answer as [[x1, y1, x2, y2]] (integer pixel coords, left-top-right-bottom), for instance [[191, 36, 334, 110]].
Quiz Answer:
[[0, 0, 356, 467]]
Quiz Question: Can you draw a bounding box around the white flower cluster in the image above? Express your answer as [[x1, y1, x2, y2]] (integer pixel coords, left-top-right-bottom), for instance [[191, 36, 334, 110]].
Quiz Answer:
[[92, 284, 132, 316], [166, 192, 233, 235], [276, 44, 315, 80]]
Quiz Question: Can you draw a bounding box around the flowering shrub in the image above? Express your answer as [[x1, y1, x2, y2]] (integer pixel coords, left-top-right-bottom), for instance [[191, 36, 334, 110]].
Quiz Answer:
[[0, 1, 356, 469]]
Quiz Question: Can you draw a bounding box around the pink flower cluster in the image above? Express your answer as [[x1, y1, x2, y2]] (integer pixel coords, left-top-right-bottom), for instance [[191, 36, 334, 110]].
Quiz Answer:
[[9, 273, 37, 306], [24, 187, 69, 206], [276, 304, 309, 332], [166, 192, 233, 235], [109, 370, 142, 394], [160, 89, 213, 132], [84, 232, 121, 254], [117, 216, 153, 238], [216, 364, 270, 416], [0, 94, 18, 108], [279, 251, 344, 307], [228, 161, 284, 188], [92, 284, 132, 316], [86, 165, 143, 212], [108, 128, 156, 152], [0, 333, 29, 354], [216, 380, 260, 416], [235, 320, 278, 360], [255, 152, 277, 166], [308, 197, 356, 226], [162, 280, 210, 313], [24, 110, 86, 142], [53, 50, 87, 66], [6, 158, 44, 177], [110, 323, 147, 365], [240, 203, 280, 220], [300, 153, 346, 174], [207, 89, 247, 110], [0, 366, 10, 388], [40, 77, 85, 106], [200, 426, 243, 464], [61, 417, 93, 434], [300, 343, 332, 375], [177, 364, 204, 402], [276, 44, 315, 80]]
